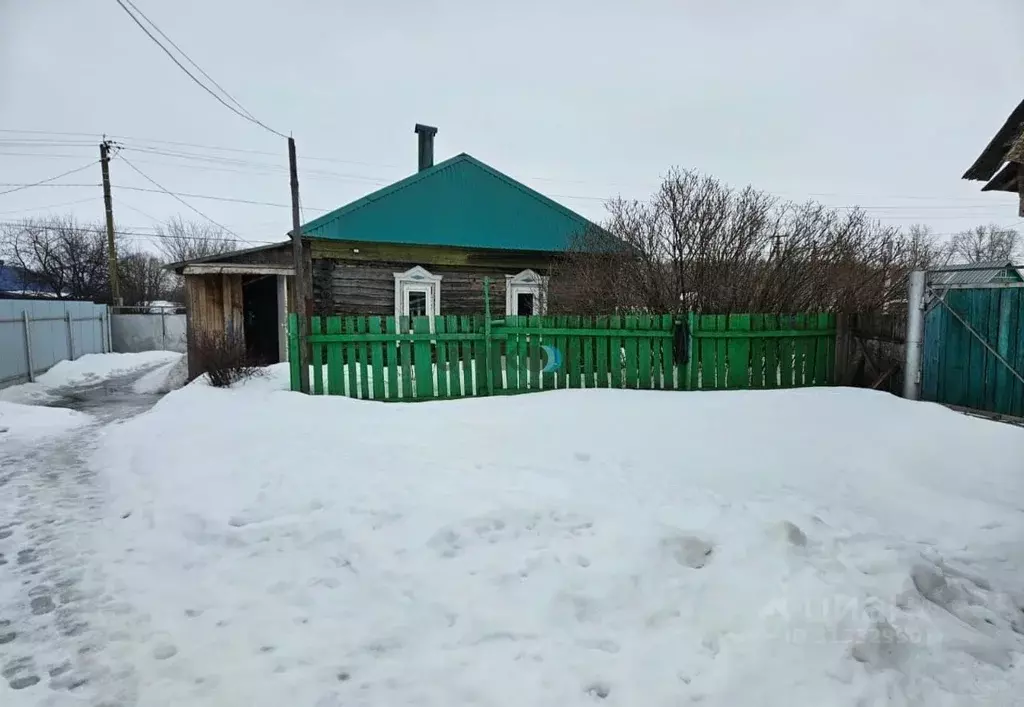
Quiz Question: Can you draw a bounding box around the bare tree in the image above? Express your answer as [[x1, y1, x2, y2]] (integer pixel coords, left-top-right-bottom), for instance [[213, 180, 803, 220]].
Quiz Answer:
[[154, 216, 237, 263], [0, 216, 110, 301], [118, 248, 170, 306], [948, 224, 1021, 263], [550, 169, 952, 315]]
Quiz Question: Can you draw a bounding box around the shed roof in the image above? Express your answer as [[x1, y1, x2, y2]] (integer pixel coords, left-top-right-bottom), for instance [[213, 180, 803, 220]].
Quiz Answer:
[[963, 98, 1024, 185], [929, 261, 1023, 287], [299, 153, 617, 252]]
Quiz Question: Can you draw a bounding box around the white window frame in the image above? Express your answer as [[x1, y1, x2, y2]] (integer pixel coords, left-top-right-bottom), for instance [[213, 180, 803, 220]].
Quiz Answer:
[[394, 265, 442, 321], [505, 269, 547, 316]]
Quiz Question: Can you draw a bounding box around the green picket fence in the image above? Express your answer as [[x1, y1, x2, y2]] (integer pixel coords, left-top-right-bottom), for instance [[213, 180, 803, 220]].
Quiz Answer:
[[287, 311, 837, 401], [689, 313, 837, 390]]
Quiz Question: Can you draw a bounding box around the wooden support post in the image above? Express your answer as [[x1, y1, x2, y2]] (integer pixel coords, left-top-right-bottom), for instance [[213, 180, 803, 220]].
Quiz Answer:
[[289, 137, 310, 393], [65, 310, 75, 361], [22, 310, 35, 382]]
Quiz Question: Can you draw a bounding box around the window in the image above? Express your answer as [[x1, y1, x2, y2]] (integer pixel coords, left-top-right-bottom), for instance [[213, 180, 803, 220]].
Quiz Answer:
[[517, 292, 534, 317], [407, 290, 428, 318], [394, 266, 442, 321], [506, 269, 547, 316]]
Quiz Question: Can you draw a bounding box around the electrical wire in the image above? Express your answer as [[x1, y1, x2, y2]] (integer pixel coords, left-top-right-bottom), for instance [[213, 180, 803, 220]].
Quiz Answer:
[[0, 161, 99, 197], [0, 197, 97, 215], [112, 0, 287, 139], [114, 152, 258, 244]]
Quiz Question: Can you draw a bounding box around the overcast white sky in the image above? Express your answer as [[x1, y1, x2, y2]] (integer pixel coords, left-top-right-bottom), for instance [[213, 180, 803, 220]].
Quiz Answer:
[[1, 0, 1022, 254]]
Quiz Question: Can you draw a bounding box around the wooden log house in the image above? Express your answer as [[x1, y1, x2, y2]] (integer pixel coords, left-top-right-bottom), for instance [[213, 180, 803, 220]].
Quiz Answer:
[[169, 124, 616, 379]]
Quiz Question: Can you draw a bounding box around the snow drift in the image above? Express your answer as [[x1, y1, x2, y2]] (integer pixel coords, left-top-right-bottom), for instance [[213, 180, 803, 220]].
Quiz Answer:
[[89, 366, 1024, 706]]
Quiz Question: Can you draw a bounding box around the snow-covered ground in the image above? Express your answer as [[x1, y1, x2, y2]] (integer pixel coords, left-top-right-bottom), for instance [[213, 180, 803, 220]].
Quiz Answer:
[[0, 351, 182, 405], [67, 365, 1024, 706]]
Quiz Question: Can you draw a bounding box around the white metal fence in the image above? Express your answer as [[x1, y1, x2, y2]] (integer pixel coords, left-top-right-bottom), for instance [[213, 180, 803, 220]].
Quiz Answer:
[[110, 307, 186, 354], [0, 298, 111, 387]]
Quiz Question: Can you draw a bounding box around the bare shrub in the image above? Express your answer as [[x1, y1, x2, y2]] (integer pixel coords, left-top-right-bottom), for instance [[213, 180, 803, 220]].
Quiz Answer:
[[190, 327, 261, 387], [550, 169, 952, 315]]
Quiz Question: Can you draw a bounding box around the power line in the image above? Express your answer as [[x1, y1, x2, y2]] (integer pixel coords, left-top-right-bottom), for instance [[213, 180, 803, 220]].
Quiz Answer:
[[0, 197, 97, 215], [119, 0, 258, 123], [0, 161, 99, 197], [112, 0, 287, 139], [113, 151, 258, 244], [113, 184, 330, 210]]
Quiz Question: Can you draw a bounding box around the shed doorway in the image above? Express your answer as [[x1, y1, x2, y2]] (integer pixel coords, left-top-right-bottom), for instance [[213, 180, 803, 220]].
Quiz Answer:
[[243, 275, 280, 364]]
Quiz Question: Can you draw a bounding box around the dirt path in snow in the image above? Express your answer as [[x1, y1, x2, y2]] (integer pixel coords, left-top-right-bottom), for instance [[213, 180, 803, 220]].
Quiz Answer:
[[0, 369, 166, 705]]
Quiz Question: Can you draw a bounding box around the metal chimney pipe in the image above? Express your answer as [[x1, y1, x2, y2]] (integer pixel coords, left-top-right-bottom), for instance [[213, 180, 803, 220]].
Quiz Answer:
[[414, 124, 438, 171]]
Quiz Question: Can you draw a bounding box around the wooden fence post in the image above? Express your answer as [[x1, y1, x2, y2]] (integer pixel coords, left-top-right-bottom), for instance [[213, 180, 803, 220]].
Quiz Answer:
[[483, 277, 494, 396], [65, 310, 75, 361], [834, 313, 852, 385], [22, 310, 35, 382]]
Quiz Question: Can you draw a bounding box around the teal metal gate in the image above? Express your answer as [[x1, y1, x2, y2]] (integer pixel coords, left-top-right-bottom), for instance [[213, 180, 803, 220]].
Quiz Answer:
[[922, 283, 1024, 416]]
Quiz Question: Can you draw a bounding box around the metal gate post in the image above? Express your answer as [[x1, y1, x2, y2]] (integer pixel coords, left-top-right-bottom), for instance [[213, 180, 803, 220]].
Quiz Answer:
[[903, 270, 926, 400], [22, 310, 35, 382], [65, 311, 75, 360]]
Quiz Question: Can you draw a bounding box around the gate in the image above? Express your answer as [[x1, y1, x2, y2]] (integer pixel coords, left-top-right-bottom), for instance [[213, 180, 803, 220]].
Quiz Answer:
[[921, 271, 1024, 416]]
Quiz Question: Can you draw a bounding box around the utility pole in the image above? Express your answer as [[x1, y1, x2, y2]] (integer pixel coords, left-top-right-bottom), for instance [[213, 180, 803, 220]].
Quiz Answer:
[[99, 140, 122, 306], [288, 137, 310, 393]]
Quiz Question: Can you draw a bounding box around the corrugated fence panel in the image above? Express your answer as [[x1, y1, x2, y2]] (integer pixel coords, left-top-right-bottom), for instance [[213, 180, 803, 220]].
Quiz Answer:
[[0, 299, 108, 388]]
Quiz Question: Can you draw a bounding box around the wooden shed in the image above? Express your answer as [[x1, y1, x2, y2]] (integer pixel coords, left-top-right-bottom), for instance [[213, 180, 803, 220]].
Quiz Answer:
[[169, 242, 310, 379]]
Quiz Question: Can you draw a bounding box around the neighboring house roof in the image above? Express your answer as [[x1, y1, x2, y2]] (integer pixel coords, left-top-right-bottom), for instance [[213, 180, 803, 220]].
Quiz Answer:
[[963, 97, 1024, 197], [300, 153, 618, 253], [930, 261, 1024, 287], [0, 264, 55, 295], [164, 242, 291, 273]]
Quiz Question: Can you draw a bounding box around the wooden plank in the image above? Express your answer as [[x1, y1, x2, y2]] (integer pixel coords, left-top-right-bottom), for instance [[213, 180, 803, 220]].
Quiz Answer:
[[966, 289, 989, 410], [345, 316, 358, 397], [367, 317, 385, 400], [581, 316, 595, 388], [528, 315, 542, 390], [624, 315, 639, 389], [791, 314, 809, 386], [1013, 290, 1024, 417], [818, 313, 833, 384], [944, 292, 968, 407], [491, 319, 504, 394], [994, 289, 1015, 415], [473, 315, 487, 395], [637, 315, 652, 389], [385, 316, 399, 400], [326, 316, 344, 395], [714, 314, 729, 389], [649, 315, 663, 389], [566, 316, 581, 389], [726, 314, 751, 389], [762, 315, 779, 389], [748, 314, 765, 389], [777, 315, 795, 388], [446, 315, 461, 397], [435, 316, 449, 399], [697, 315, 717, 390], [984, 290, 1001, 412], [460, 316, 474, 396], [413, 317, 433, 398], [356, 317, 370, 399], [287, 313, 301, 392], [595, 316, 609, 388], [554, 316, 566, 389], [921, 305, 940, 402], [505, 316, 520, 391], [399, 315, 413, 399], [310, 317, 324, 395], [606, 315, 620, 390], [660, 314, 674, 389], [518, 316, 530, 390]]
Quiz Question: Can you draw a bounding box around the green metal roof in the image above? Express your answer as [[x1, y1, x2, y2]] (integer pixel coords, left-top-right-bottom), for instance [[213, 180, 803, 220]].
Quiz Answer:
[[301, 153, 612, 252]]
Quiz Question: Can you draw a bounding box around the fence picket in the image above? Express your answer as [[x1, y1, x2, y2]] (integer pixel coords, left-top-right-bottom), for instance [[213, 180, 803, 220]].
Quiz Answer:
[[413, 317, 433, 398], [385, 316, 399, 399], [355, 317, 370, 399], [624, 316, 639, 389], [528, 315, 541, 390], [310, 317, 324, 395], [326, 316, 344, 395], [399, 316, 413, 399], [815, 313, 830, 385], [287, 314, 300, 392], [367, 317, 384, 400], [344, 316, 358, 397], [661, 314, 674, 389], [461, 316, 475, 396], [506, 316, 520, 391], [726, 314, 750, 389], [473, 316, 487, 395], [697, 315, 715, 390], [435, 317, 449, 399], [446, 315, 461, 396], [566, 316, 581, 388], [638, 315, 652, 389], [609, 314, 623, 389], [595, 316, 609, 388], [748, 315, 765, 389], [580, 316, 594, 388]]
